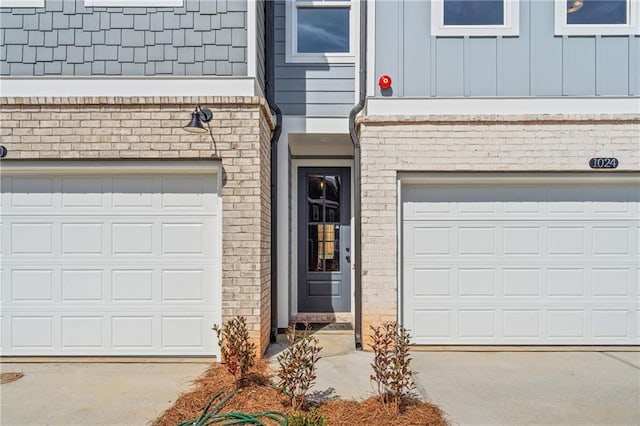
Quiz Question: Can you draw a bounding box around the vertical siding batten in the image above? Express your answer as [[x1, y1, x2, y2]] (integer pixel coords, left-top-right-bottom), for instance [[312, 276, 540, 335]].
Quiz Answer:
[[402, 0, 429, 96], [375, 0, 399, 97], [629, 36, 640, 95]]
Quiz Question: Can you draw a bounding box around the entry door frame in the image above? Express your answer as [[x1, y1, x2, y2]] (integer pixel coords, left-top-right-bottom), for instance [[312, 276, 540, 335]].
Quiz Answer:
[[290, 159, 355, 317]]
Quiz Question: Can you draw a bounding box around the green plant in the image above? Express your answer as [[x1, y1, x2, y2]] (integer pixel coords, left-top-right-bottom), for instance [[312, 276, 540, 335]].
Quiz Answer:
[[276, 323, 322, 411], [369, 321, 416, 413], [288, 409, 329, 426], [212, 316, 256, 388]]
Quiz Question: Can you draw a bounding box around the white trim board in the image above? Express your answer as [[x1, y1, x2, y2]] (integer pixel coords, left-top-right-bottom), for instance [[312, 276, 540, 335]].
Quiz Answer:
[[247, 0, 257, 80], [282, 116, 350, 134], [365, 97, 640, 116], [84, 0, 183, 6], [398, 172, 640, 185], [0, 0, 43, 7], [0, 77, 260, 98], [288, 158, 355, 320], [366, 0, 376, 96], [1, 160, 221, 176]]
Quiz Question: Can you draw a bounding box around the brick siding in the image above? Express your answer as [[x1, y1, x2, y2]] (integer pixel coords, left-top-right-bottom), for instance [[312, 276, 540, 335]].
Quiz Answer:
[[0, 95, 275, 355], [357, 114, 640, 345]]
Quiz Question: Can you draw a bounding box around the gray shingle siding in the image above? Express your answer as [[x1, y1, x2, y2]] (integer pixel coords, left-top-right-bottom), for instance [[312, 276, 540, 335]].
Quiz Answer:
[[0, 0, 248, 76]]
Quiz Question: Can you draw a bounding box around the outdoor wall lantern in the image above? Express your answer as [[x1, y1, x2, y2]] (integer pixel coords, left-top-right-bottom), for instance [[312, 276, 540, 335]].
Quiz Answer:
[[183, 105, 213, 133]]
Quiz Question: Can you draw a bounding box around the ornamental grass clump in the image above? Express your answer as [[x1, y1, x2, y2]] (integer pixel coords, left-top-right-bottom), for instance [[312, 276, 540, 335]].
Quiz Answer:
[[369, 321, 416, 414], [212, 316, 256, 388], [276, 323, 323, 411]]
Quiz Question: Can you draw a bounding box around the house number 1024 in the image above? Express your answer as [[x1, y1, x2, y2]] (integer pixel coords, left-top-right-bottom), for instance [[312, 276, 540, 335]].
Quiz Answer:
[[589, 158, 619, 169]]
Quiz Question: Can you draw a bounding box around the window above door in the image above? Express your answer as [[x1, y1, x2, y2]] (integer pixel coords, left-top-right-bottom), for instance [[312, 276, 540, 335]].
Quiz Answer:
[[431, 0, 520, 36], [555, 0, 639, 35], [286, 0, 356, 63]]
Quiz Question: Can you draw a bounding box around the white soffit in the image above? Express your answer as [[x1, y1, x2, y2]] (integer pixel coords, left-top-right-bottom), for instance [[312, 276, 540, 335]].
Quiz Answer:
[[288, 133, 354, 156], [366, 97, 640, 116], [282, 116, 350, 134]]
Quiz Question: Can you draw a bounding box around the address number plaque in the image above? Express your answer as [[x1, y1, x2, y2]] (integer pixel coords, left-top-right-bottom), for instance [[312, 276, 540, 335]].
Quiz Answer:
[[589, 158, 619, 169]]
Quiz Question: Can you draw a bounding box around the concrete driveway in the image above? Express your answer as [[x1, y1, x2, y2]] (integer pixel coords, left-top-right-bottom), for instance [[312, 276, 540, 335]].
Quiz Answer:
[[312, 349, 640, 426], [2, 350, 639, 426], [0, 362, 209, 425]]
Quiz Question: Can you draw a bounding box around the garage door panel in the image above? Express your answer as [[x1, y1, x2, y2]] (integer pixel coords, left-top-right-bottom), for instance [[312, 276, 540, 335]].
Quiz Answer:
[[61, 269, 104, 301], [3, 175, 218, 215], [504, 227, 541, 255], [547, 268, 585, 296], [2, 309, 218, 355], [11, 269, 54, 301], [11, 223, 54, 254], [10, 177, 54, 207], [62, 316, 104, 348], [62, 223, 103, 254], [503, 311, 541, 338], [592, 226, 630, 255], [112, 177, 155, 208], [402, 181, 639, 345], [1, 173, 220, 356], [459, 268, 496, 296], [406, 225, 452, 256], [62, 177, 105, 207], [403, 306, 639, 344], [405, 221, 636, 260]]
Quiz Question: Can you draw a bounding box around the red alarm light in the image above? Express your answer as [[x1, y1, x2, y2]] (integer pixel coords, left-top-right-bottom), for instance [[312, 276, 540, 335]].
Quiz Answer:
[[378, 75, 392, 89]]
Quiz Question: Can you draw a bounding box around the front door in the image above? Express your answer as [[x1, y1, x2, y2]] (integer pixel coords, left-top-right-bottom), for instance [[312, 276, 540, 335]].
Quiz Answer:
[[298, 168, 351, 312]]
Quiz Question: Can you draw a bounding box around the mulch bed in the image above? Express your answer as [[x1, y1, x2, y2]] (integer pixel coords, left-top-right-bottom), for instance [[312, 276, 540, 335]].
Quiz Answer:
[[153, 360, 447, 426]]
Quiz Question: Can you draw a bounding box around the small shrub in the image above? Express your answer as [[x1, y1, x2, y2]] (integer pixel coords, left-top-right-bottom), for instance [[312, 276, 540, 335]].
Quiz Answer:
[[276, 323, 322, 411], [369, 321, 416, 413], [288, 409, 328, 426], [212, 316, 255, 388]]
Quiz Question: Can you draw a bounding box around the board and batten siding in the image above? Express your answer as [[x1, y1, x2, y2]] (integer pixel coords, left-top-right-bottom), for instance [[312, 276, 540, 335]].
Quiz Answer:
[[0, 0, 247, 76], [375, 0, 640, 97], [273, 0, 355, 117]]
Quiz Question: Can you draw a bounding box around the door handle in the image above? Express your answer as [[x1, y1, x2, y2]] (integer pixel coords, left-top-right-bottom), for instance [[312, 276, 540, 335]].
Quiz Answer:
[[345, 254, 351, 263]]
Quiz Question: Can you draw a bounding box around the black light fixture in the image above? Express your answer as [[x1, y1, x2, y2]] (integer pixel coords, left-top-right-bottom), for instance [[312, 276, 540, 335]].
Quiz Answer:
[[183, 105, 213, 133]]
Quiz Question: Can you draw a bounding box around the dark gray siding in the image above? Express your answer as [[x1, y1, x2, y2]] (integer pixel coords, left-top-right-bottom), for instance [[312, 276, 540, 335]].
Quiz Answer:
[[0, 0, 247, 76], [375, 0, 639, 97], [256, 0, 265, 93], [273, 0, 355, 117]]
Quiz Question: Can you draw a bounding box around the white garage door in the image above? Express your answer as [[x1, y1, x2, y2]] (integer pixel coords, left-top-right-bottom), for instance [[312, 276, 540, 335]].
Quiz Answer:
[[1, 166, 220, 356], [402, 178, 639, 345]]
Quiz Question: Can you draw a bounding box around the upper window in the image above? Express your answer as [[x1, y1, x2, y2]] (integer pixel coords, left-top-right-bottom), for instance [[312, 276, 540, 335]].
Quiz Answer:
[[431, 0, 520, 36], [286, 0, 356, 63], [555, 0, 639, 35]]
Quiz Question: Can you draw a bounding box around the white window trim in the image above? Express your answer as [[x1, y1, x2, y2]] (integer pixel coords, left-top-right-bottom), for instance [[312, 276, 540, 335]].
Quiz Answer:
[[0, 0, 44, 7], [286, 0, 357, 64], [554, 0, 640, 35], [431, 0, 519, 37], [84, 0, 183, 6]]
